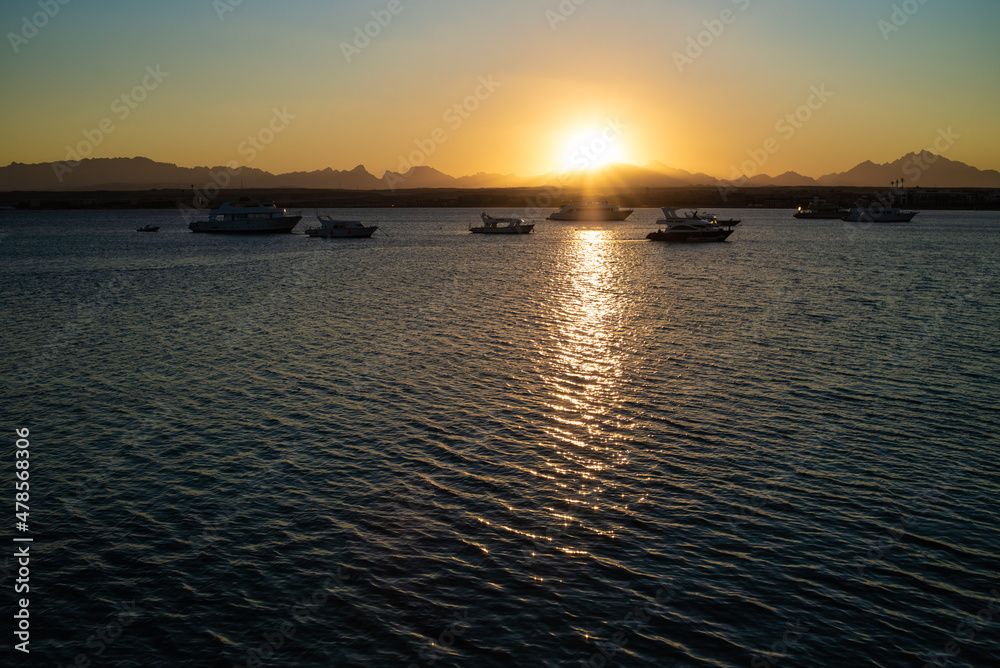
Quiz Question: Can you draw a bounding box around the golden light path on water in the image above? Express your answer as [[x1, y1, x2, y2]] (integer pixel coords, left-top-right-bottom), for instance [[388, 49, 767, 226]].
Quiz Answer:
[[534, 228, 636, 558], [8, 209, 1000, 666], [473, 228, 638, 566]]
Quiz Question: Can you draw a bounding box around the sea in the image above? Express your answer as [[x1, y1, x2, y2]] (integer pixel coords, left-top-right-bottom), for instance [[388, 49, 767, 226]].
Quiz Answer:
[[1, 207, 998, 667]]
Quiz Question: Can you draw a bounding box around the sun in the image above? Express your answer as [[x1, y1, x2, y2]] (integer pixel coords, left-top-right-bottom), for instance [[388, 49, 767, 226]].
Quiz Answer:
[[560, 124, 627, 172]]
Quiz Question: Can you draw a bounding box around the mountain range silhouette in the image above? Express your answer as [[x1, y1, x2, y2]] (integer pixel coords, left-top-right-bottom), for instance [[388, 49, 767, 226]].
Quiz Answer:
[[2, 153, 998, 191]]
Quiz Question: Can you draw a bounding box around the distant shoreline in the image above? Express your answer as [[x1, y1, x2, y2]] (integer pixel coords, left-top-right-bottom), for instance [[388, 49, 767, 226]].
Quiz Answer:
[[1, 186, 998, 211]]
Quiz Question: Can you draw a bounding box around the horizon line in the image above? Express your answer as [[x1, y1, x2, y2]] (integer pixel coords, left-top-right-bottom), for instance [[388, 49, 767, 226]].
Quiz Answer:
[[5, 150, 998, 185]]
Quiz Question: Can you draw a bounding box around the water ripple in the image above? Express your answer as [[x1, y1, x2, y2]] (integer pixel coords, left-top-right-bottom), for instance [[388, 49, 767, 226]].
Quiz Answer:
[[2, 209, 998, 666]]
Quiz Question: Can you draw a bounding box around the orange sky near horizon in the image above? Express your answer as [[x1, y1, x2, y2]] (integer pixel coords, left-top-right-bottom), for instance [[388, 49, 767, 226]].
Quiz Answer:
[[2, 1, 999, 180]]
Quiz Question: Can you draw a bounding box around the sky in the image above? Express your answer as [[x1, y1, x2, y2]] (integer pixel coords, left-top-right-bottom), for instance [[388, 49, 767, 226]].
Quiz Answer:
[[1, 0, 999, 180]]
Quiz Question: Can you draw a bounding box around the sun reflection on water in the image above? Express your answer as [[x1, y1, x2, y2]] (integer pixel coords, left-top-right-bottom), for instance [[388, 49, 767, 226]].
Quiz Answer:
[[534, 227, 635, 554]]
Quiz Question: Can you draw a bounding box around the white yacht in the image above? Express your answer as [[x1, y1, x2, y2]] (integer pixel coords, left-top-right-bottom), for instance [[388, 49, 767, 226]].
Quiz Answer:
[[188, 201, 301, 234], [646, 208, 740, 243], [304, 216, 378, 238], [546, 201, 633, 221], [470, 213, 534, 235], [842, 202, 918, 223]]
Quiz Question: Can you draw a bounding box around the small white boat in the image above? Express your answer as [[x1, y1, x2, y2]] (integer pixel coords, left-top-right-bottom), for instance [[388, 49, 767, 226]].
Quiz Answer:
[[136, 224, 160, 232], [189, 200, 301, 234], [646, 208, 740, 243], [547, 201, 633, 221], [304, 216, 378, 238], [842, 201, 918, 223], [470, 213, 534, 235]]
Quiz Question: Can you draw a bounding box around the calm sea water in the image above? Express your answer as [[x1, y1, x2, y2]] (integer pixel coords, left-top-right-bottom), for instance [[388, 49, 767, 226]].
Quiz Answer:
[[2, 208, 999, 667]]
